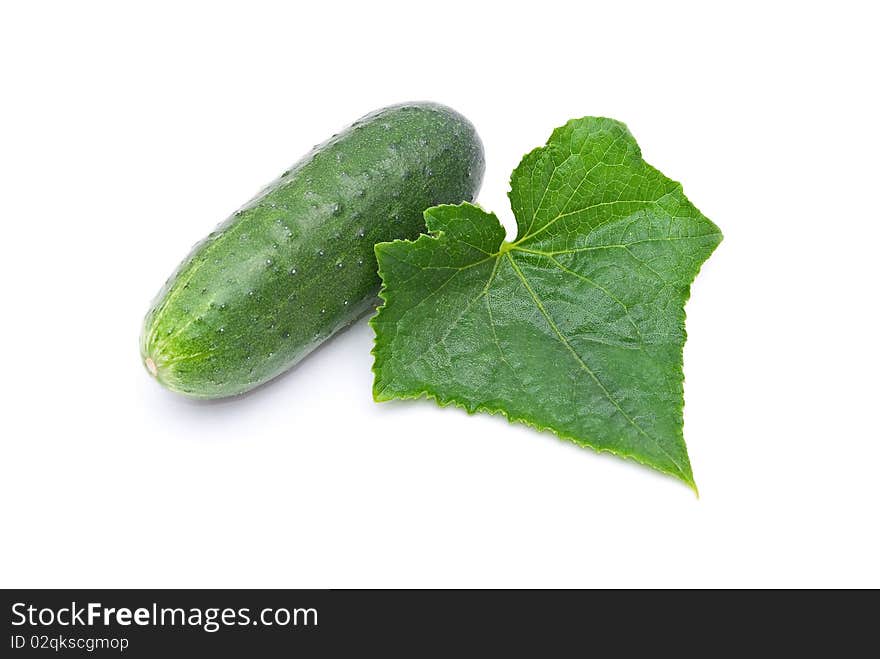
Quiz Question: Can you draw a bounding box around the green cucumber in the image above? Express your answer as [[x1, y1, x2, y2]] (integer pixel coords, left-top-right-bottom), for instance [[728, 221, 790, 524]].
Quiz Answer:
[[141, 102, 484, 398]]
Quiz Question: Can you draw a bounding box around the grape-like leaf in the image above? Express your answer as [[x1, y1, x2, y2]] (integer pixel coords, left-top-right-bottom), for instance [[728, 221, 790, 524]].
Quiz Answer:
[[371, 118, 722, 489]]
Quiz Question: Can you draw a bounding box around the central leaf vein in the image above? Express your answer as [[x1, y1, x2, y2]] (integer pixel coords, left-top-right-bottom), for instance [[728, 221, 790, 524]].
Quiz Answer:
[[504, 252, 686, 478]]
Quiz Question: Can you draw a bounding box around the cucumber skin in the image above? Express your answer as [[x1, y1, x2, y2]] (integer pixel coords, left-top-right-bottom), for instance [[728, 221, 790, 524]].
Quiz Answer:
[[142, 103, 484, 398]]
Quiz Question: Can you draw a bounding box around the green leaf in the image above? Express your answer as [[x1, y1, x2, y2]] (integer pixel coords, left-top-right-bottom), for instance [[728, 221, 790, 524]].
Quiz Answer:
[[370, 117, 722, 489]]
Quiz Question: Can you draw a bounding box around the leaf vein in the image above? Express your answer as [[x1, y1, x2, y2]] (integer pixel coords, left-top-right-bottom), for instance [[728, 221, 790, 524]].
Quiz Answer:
[[504, 252, 687, 479]]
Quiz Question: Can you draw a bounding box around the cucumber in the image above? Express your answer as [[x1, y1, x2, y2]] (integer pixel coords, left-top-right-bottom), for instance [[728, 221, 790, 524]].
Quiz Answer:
[[141, 102, 484, 398]]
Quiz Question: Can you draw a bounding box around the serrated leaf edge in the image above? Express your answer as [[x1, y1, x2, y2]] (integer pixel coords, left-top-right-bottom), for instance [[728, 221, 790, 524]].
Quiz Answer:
[[370, 208, 722, 494]]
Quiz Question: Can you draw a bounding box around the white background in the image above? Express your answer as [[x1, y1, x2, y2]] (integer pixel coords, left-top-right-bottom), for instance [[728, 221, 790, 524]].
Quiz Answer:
[[2, 1, 878, 588]]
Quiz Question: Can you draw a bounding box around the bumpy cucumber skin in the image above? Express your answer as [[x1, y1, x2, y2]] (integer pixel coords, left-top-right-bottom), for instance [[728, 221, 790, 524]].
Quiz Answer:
[[142, 102, 484, 398]]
